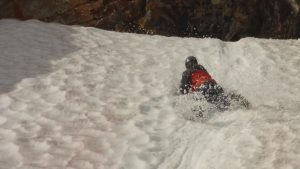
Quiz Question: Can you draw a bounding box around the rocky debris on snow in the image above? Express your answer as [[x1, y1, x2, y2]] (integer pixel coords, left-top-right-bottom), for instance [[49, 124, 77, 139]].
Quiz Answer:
[[1, 0, 299, 41]]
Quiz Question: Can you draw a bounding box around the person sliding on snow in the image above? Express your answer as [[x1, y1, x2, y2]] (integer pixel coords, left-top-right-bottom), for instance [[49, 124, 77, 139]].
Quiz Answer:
[[179, 56, 230, 110]]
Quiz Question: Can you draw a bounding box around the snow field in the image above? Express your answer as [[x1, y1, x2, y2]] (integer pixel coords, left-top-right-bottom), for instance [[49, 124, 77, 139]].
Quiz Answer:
[[0, 19, 300, 169]]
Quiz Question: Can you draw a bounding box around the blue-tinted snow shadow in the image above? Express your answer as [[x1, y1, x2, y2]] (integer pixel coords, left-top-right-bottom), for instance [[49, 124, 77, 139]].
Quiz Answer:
[[0, 20, 81, 94]]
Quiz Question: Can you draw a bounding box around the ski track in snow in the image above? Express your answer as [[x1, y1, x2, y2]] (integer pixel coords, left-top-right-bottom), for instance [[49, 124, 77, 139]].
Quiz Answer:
[[0, 19, 300, 169]]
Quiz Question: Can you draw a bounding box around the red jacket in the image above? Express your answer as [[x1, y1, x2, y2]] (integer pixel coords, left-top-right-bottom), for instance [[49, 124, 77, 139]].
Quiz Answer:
[[180, 64, 215, 94], [190, 70, 215, 91]]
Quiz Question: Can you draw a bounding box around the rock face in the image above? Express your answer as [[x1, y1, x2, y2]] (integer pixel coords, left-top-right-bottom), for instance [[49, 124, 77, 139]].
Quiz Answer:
[[1, 0, 300, 41]]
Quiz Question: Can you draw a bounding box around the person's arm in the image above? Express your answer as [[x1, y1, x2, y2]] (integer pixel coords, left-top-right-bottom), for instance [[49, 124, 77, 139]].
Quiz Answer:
[[179, 71, 191, 94]]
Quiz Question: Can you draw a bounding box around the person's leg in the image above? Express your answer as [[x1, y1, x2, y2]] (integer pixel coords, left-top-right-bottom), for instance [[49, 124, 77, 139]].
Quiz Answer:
[[213, 85, 230, 110], [228, 92, 250, 109], [202, 82, 230, 110], [200, 81, 220, 102]]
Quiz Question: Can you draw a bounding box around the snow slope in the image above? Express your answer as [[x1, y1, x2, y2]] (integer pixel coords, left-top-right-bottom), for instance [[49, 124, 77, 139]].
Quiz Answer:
[[0, 19, 299, 169]]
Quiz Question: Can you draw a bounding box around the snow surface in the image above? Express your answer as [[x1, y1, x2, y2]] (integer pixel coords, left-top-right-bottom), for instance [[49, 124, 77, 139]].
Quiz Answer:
[[0, 19, 300, 169]]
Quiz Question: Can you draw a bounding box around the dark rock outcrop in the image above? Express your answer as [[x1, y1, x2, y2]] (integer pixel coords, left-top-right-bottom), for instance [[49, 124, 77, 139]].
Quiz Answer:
[[1, 0, 299, 41]]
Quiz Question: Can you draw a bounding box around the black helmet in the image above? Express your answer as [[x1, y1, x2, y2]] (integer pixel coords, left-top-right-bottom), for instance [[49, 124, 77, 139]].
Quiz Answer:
[[185, 56, 198, 69]]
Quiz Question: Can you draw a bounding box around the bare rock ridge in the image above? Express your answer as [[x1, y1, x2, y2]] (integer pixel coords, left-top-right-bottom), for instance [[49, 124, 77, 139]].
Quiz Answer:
[[1, 0, 299, 41]]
